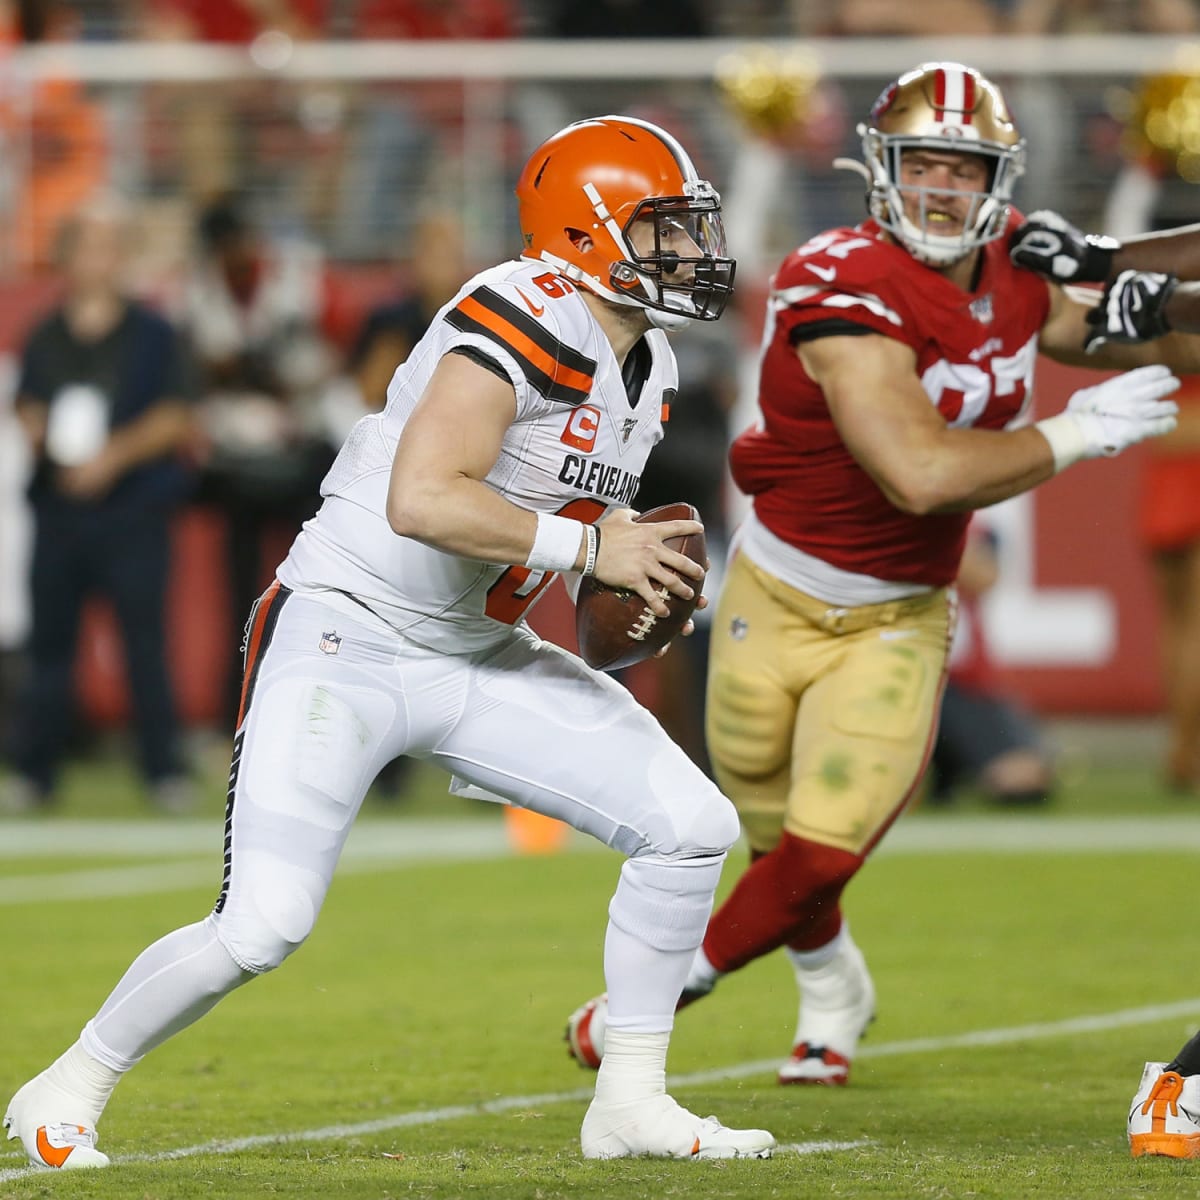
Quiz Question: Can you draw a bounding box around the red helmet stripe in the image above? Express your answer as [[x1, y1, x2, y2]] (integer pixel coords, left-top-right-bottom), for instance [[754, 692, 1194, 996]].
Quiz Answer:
[[934, 68, 947, 113], [961, 71, 976, 124]]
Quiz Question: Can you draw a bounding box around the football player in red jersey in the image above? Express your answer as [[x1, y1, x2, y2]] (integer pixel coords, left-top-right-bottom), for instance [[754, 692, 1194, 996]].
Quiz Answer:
[[1012, 210, 1200, 1158], [567, 61, 1197, 1088]]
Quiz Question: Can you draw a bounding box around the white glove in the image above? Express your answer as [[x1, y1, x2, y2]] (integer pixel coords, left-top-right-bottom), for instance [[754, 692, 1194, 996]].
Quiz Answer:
[[1035, 364, 1179, 471]]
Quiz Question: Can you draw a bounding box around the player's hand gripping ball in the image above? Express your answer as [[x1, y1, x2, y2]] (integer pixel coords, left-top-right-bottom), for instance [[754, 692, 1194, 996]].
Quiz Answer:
[[575, 502, 707, 671]]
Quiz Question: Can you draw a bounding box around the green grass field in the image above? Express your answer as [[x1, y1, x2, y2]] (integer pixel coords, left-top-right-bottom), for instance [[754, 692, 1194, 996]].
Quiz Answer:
[[2, 742, 1200, 1199]]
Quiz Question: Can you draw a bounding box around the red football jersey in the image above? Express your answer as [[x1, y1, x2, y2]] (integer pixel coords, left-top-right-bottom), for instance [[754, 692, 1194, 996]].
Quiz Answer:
[[731, 215, 1051, 587]]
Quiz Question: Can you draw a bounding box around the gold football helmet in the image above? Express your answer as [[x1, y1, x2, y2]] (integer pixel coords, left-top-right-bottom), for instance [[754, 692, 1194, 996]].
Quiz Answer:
[[851, 62, 1025, 266]]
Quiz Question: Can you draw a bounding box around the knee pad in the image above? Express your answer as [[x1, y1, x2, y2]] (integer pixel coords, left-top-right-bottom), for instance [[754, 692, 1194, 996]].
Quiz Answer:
[[608, 851, 726, 952], [214, 852, 319, 974], [635, 755, 741, 858]]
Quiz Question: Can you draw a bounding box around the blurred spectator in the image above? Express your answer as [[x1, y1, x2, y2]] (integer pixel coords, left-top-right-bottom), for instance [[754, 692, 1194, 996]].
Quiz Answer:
[[179, 194, 337, 730], [0, 0, 108, 271], [332, 0, 517, 260], [321, 210, 470, 444], [540, 0, 710, 36], [348, 212, 469, 411], [1008, 0, 1198, 32], [927, 521, 1055, 808], [1, 196, 196, 813], [809, 0, 1000, 33], [140, 0, 343, 237]]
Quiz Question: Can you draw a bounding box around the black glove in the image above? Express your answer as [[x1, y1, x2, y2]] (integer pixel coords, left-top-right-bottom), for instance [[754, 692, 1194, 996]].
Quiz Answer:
[[1010, 210, 1120, 283], [1084, 269, 1178, 354]]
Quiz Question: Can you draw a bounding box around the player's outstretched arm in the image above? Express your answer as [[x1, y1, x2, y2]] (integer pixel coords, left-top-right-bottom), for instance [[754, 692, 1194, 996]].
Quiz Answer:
[[1037, 275, 1200, 371], [1011, 210, 1200, 283], [1013, 211, 1200, 346], [801, 331, 1178, 514]]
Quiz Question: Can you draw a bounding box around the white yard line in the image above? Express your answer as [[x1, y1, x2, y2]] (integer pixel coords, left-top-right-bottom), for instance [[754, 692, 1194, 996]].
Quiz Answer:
[[0, 997, 1196, 1182], [2, 815, 1200, 908]]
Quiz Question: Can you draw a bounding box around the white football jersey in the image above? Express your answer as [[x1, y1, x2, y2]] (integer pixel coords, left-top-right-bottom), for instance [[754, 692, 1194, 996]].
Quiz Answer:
[[279, 258, 679, 652]]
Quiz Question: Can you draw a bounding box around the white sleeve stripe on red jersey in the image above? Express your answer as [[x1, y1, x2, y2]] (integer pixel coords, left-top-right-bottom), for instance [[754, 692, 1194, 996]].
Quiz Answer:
[[773, 284, 903, 328]]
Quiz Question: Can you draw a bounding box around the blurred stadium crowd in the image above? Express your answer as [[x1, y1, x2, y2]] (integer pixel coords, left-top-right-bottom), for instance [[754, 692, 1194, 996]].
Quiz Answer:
[[2, 0, 1200, 811]]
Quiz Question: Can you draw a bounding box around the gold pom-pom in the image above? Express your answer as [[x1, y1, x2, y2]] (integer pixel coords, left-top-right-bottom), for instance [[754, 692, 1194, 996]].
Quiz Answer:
[[1124, 47, 1200, 182], [715, 45, 819, 139]]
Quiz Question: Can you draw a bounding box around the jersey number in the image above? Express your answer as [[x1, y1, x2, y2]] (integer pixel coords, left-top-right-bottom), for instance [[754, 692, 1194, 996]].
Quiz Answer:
[[485, 497, 606, 625], [532, 272, 575, 298], [920, 333, 1038, 427]]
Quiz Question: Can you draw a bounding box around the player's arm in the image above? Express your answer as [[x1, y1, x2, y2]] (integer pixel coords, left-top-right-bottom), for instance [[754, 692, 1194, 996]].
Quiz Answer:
[[799, 331, 1179, 513], [1036, 279, 1200, 372], [800, 333, 1058, 513], [386, 351, 701, 614], [1012, 210, 1200, 349]]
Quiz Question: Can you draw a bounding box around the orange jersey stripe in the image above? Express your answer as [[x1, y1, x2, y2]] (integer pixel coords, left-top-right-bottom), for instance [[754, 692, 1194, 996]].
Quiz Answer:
[[455, 294, 594, 394]]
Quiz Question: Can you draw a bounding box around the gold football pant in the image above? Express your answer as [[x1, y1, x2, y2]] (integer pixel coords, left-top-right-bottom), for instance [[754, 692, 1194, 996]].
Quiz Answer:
[[706, 553, 954, 856]]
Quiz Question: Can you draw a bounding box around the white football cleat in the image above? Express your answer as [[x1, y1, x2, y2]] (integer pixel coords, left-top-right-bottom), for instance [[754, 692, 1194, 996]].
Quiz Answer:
[[4, 1078, 109, 1170], [778, 931, 875, 1086], [1128, 1062, 1200, 1158], [581, 1092, 775, 1159], [566, 994, 607, 1070]]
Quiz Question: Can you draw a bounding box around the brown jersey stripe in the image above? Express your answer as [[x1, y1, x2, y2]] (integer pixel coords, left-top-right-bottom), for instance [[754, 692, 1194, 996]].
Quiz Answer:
[[235, 581, 292, 730]]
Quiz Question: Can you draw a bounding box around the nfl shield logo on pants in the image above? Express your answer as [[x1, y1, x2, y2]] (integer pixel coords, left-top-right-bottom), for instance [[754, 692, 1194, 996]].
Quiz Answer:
[[319, 631, 342, 655]]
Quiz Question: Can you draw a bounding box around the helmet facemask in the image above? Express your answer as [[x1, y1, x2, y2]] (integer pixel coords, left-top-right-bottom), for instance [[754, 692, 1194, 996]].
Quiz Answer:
[[844, 63, 1026, 267], [863, 132, 1025, 266], [607, 185, 736, 327]]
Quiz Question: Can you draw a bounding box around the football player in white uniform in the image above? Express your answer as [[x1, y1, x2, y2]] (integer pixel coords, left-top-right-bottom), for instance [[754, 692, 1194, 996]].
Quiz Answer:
[[4, 116, 776, 1168]]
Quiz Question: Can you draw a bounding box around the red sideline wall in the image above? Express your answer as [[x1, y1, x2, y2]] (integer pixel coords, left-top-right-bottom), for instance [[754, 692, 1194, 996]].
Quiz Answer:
[[1, 273, 1166, 725]]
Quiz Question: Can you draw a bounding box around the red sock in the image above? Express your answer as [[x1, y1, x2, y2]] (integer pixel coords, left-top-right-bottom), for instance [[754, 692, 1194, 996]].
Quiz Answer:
[[702, 832, 864, 974]]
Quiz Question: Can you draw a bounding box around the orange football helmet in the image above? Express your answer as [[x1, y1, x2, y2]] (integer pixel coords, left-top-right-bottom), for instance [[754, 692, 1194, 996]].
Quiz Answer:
[[516, 115, 734, 327], [853, 62, 1025, 266]]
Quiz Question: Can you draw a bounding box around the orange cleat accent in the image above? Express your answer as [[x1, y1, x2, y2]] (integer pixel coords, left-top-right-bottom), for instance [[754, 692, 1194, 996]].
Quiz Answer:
[[35, 1125, 78, 1169], [1128, 1063, 1200, 1158]]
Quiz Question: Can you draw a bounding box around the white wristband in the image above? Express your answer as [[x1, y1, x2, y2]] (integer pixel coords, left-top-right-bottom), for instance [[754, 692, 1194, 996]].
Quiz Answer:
[[1034, 413, 1090, 473], [526, 512, 585, 574]]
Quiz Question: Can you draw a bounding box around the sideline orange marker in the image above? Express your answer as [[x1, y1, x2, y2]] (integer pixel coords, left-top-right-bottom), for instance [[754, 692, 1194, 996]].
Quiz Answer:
[[504, 805, 571, 854]]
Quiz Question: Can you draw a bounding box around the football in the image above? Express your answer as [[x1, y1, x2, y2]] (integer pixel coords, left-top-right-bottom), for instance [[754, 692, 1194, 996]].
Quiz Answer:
[[575, 502, 706, 671]]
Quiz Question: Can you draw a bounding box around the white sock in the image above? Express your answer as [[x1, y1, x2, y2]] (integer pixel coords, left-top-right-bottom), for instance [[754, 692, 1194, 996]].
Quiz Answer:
[[684, 946, 722, 994], [602, 919, 692, 1034], [85, 916, 251, 1067], [785, 925, 846, 974], [592, 1029, 669, 1107], [19, 1042, 122, 1129]]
